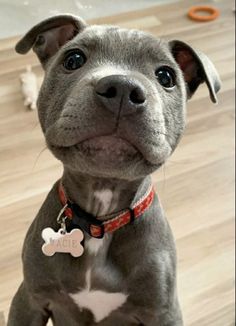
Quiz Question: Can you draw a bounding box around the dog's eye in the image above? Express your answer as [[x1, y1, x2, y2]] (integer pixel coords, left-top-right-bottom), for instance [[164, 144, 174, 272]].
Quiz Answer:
[[155, 66, 176, 88], [63, 50, 86, 70]]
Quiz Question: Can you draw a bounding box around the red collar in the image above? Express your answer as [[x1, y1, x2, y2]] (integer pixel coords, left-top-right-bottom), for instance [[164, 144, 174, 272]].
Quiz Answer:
[[58, 181, 155, 239]]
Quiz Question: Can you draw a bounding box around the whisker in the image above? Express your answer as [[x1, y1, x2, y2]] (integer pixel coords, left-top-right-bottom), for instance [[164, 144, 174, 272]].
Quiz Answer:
[[29, 121, 40, 131], [167, 159, 189, 166], [31, 146, 48, 172], [160, 163, 167, 194]]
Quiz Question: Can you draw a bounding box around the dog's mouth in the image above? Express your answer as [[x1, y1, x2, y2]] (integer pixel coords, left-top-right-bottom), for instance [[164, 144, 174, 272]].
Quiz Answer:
[[51, 135, 140, 164], [79, 135, 137, 154]]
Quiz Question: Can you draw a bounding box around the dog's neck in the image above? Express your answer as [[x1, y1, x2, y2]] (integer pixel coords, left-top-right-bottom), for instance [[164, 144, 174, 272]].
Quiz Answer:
[[61, 168, 151, 220]]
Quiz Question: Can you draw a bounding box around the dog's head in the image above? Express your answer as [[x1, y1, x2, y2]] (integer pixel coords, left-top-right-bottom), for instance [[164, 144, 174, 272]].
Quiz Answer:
[[16, 14, 221, 180]]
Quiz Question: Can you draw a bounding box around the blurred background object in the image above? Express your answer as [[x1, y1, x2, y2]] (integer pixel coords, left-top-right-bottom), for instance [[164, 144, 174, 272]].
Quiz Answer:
[[0, 0, 177, 38]]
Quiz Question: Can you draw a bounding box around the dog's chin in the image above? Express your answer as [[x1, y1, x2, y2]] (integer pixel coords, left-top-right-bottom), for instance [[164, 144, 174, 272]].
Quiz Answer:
[[76, 136, 139, 162], [49, 136, 148, 178]]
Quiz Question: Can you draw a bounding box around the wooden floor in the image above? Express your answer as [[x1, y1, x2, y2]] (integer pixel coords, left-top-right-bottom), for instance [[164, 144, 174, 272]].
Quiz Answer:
[[0, 0, 235, 325]]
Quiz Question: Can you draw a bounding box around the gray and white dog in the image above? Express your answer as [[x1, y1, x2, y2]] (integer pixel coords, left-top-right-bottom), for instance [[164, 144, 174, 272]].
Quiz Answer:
[[8, 14, 221, 326]]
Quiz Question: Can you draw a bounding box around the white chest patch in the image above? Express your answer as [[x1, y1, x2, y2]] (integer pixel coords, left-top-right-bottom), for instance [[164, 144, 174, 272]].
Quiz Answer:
[[94, 189, 114, 215], [69, 270, 128, 322], [85, 237, 105, 255]]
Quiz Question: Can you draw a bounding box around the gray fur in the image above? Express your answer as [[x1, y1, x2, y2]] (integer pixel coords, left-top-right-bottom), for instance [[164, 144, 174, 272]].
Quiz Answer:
[[8, 14, 221, 326]]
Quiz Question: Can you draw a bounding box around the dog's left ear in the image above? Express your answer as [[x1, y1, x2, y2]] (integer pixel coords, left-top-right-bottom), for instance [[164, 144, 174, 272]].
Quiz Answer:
[[169, 40, 221, 103], [15, 14, 87, 68]]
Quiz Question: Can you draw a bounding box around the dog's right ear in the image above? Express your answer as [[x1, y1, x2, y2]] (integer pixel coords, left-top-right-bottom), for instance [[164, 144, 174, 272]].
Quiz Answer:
[[15, 14, 87, 68]]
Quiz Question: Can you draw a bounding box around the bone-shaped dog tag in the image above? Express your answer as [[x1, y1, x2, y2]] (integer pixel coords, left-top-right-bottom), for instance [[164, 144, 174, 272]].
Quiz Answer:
[[42, 227, 84, 257]]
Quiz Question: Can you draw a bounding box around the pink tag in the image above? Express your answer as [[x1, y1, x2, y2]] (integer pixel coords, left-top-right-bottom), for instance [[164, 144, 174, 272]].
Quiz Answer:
[[41, 227, 84, 257]]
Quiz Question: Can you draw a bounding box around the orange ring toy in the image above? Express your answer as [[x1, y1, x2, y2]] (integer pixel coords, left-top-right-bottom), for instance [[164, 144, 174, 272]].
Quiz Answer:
[[188, 6, 220, 22]]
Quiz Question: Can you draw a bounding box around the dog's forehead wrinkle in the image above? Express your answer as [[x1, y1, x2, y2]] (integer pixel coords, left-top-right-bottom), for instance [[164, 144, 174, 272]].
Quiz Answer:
[[69, 25, 167, 59]]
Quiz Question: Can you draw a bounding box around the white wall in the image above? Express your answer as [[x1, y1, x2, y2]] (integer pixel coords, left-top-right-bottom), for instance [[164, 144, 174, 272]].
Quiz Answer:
[[0, 0, 177, 39]]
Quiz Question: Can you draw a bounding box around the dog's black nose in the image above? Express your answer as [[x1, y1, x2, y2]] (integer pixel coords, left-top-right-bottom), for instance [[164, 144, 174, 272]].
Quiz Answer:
[[95, 75, 146, 115]]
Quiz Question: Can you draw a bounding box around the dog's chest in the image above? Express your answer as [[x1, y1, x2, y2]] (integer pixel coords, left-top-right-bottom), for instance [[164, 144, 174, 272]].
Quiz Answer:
[[64, 234, 128, 323], [42, 189, 129, 322]]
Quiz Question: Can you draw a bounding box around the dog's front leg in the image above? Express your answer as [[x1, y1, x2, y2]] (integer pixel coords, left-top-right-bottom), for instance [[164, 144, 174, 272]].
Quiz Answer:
[[96, 311, 140, 326], [96, 303, 183, 326], [7, 283, 50, 326], [97, 314, 183, 326]]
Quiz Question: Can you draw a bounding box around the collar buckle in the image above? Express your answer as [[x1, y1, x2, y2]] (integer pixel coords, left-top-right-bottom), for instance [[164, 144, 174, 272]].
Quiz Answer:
[[70, 203, 105, 238]]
